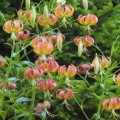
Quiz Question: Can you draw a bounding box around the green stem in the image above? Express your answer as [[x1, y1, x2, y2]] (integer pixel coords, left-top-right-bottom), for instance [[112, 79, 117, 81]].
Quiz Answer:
[[95, 75, 107, 120], [0, 63, 11, 115], [73, 96, 89, 120], [28, 83, 36, 120]]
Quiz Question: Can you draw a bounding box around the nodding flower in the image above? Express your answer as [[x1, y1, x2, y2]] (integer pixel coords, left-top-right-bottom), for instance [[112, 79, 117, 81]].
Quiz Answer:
[[35, 103, 44, 114], [74, 35, 94, 47], [38, 59, 59, 73], [76, 64, 93, 74], [102, 97, 120, 110], [55, 5, 74, 18], [7, 83, 16, 90], [37, 14, 58, 27], [113, 73, 120, 85], [56, 88, 74, 99], [30, 36, 40, 48], [58, 64, 77, 77], [78, 14, 98, 26], [16, 30, 30, 41], [3, 20, 23, 33], [36, 79, 57, 91], [24, 68, 43, 79], [74, 35, 94, 56], [100, 56, 111, 68], [47, 33, 65, 43], [33, 39, 54, 55]]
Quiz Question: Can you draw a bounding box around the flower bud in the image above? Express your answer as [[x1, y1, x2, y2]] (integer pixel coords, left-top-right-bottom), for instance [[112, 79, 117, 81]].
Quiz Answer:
[[30, 6, 36, 28], [8, 83, 16, 90], [82, 0, 88, 10], [35, 103, 44, 114], [57, 0, 66, 5], [43, 5, 49, 20], [57, 32, 63, 51], [78, 41, 83, 57], [26, 0, 30, 10], [92, 54, 100, 74]]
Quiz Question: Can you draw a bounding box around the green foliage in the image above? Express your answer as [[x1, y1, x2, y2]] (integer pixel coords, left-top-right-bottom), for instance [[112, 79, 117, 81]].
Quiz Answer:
[[0, 0, 120, 120]]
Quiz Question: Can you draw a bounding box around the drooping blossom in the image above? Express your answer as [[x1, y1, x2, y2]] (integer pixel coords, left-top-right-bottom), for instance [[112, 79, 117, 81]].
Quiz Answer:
[[36, 79, 57, 91], [3, 20, 23, 33], [38, 59, 59, 73], [113, 73, 120, 85], [16, 30, 30, 41], [77, 64, 93, 74], [55, 5, 74, 18], [33, 39, 54, 55], [58, 64, 77, 77], [7, 83, 16, 90], [78, 14, 98, 26], [102, 97, 120, 110], [56, 88, 74, 99], [35, 103, 44, 114], [24, 68, 43, 79]]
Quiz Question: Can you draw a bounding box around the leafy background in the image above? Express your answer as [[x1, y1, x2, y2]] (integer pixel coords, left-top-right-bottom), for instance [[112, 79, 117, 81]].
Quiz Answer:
[[0, 0, 120, 120]]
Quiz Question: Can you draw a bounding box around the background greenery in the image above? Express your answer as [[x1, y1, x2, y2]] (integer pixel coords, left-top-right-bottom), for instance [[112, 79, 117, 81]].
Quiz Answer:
[[0, 0, 120, 120]]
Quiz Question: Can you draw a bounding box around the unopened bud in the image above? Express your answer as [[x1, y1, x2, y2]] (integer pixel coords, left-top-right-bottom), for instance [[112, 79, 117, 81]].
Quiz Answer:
[[92, 54, 100, 74], [30, 6, 36, 28], [26, 0, 30, 10], [43, 5, 49, 20], [82, 0, 88, 10], [57, 32, 63, 51], [8, 83, 16, 90], [57, 0, 66, 5], [78, 41, 83, 57]]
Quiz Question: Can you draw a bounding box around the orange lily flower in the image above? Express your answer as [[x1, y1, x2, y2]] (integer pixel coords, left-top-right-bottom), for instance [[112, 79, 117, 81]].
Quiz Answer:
[[3, 20, 23, 33], [102, 97, 120, 110], [58, 64, 77, 77], [55, 5, 74, 18], [78, 14, 98, 26]]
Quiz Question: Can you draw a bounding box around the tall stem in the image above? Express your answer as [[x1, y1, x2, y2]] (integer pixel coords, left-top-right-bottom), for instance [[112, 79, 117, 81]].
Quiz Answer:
[[95, 74, 107, 120], [28, 81, 36, 120]]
